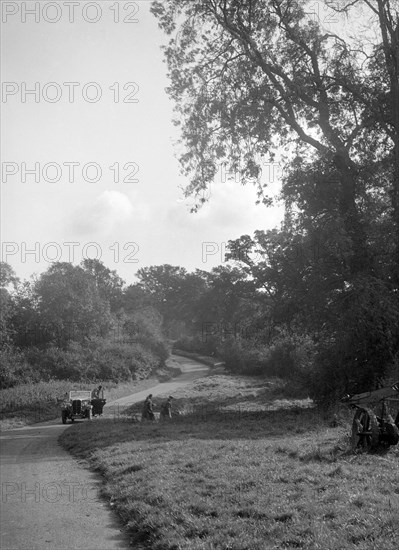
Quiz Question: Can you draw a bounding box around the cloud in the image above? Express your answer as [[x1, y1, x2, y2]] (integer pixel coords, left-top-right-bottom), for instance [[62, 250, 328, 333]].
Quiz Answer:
[[70, 191, 134, 236], [166, 180, 284, 235]]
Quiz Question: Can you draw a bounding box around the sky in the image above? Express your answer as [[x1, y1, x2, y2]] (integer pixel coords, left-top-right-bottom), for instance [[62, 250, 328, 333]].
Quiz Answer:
[[0, 0, 352, 285]]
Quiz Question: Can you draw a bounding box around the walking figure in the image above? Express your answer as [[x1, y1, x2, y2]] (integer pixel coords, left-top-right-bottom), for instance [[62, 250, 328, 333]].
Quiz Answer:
[[160, 396, 174, 420], [142, 394, 155, 421]]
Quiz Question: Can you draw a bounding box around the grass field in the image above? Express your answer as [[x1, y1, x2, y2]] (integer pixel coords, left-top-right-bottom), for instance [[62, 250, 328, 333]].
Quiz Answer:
[[60, 373, 399, 550]]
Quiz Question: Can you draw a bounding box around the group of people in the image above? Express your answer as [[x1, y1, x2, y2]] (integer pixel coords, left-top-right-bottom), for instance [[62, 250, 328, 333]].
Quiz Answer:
[[87, 387, 174, 421], [142, 394, 174, 421]]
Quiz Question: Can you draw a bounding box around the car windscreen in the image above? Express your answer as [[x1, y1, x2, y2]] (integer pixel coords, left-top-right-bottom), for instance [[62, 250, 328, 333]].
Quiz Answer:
[[69, 391, 92, 400]]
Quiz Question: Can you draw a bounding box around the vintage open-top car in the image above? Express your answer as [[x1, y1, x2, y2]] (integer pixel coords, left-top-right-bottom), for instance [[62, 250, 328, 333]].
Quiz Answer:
[[61, 390, 93, 424], [61, 389, 107, 424]]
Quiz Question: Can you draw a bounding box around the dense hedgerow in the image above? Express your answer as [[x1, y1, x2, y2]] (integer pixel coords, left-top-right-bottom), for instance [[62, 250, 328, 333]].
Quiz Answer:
[[0, 337, 169, 390]]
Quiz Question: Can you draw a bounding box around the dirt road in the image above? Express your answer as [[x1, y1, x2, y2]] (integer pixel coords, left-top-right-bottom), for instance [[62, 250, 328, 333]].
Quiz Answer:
[[105, 355, 209, 408], [0, 355, 210, 550]]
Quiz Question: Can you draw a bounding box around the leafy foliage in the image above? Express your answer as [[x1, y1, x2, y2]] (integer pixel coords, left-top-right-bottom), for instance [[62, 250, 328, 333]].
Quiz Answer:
[[0, 260, 169, 389], [151, 0, 399, 398]]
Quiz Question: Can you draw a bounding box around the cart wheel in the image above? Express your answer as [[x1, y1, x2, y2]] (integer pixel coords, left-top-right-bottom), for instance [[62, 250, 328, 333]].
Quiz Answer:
[[351, 408, 379, 452], [384, 417, 399, 447]]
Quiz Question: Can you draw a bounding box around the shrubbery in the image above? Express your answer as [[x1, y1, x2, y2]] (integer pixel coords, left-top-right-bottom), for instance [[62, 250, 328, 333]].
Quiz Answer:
[[294, 279, 399, 404], [24, 345, 85, 382], [0, 337, 167, 389], [121, 308, 170, 365], [83, 339, 160, 382], [174, 328, 317, 383], [218, 330, 316, 379], [0, 346, 37, 388]]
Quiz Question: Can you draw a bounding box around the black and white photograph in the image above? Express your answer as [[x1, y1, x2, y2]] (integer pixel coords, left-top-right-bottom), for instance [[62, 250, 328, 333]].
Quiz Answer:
[[1, 1, 398, 548]]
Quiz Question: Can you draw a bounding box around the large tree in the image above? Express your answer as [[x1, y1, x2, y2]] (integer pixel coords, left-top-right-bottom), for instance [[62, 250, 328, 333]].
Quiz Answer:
[[81, 258, 124, 313], [152, 0, 398, 278], [35, 263, 112, 346], [152, 0, 399, 392], [134, 264, 209, 336]]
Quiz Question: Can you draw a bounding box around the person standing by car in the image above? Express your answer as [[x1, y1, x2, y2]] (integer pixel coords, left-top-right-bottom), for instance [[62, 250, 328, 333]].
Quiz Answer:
[[91, 385, 105, 416], [92, 385, 103, 399], [160, 396, 174, 420], [142, 394, 155, 421]]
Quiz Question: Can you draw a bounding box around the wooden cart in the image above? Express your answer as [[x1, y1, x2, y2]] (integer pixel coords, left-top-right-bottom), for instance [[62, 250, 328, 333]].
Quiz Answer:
[[342, 382, 399, 452]]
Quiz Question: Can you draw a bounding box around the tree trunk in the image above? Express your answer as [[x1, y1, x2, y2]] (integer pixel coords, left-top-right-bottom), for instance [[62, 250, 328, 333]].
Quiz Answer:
[[376, 0, 399, 282], [333, 153, 370, 276]]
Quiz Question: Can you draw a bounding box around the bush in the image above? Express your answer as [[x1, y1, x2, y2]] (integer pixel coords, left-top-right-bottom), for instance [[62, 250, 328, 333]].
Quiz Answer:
[[121, 308, 170, 365], [0, 346, 35, 389], [24, 345, 85, 382], [84, 339, 159, 382], [2, 336, 167, 388], [301, 278, 399, 404], [218, 330, 316, 379]]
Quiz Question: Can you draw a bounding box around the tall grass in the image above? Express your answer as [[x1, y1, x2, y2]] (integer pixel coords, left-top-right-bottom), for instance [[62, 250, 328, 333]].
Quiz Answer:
[[0, 380, 79, 412]]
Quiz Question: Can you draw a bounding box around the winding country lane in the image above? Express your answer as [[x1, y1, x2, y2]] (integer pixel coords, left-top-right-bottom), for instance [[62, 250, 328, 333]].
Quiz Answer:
[[0, 355, 210, 550], [105, 355, 209, 409]]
